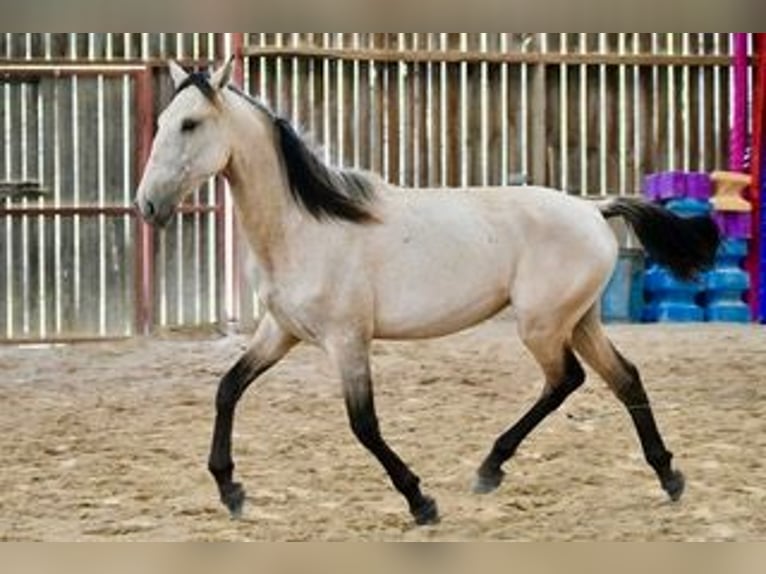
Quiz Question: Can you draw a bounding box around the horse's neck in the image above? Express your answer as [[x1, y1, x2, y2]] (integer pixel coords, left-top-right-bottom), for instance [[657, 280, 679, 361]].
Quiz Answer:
[[224, 100, 296, 273]]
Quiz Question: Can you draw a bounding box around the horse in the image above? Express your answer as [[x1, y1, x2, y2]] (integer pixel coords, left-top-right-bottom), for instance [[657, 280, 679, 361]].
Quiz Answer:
[[135, 59, 719, 526]]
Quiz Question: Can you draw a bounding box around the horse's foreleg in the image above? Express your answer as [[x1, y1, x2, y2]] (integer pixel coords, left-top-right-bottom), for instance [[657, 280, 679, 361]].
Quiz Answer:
[[475, 345, 585, 494], [208, 313, 297, 518], [328, 337, 439, 526]]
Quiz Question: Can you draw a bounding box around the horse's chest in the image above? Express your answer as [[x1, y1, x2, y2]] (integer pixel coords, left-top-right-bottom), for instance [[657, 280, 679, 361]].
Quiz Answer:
[[257, 281, 327, 343]]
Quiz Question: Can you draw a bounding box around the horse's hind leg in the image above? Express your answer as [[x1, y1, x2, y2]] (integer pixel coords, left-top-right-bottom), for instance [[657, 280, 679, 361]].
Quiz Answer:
[[475, 330, 586, 494], [208, 313, 297, 518], [572, 307, 684, 501]]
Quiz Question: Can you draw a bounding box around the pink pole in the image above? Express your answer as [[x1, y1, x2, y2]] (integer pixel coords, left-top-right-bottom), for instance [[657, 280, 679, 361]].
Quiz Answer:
[[730, 33, 749, 172]]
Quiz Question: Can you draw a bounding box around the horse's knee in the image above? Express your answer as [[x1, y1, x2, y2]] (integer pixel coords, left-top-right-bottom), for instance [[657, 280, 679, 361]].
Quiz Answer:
[[563, 349, 586, 388], [608, 352, 647, 405], [215, 354, 265, 412], [544, 349, 586, 409], [348, 404, 382, 450]]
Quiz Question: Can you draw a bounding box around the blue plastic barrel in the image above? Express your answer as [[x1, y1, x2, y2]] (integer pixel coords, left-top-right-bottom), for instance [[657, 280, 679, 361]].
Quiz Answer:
[[602, 248, 645, 323]]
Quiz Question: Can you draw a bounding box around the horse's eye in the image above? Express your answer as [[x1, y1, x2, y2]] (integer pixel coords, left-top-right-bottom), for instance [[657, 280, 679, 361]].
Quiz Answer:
[[181, 118, 200, 133]]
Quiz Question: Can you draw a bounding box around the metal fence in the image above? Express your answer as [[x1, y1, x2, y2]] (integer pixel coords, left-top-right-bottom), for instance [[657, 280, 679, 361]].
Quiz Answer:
[[244, 33, 740, 193], [0, 33, 224, 342], [0, 33, 749, 342]]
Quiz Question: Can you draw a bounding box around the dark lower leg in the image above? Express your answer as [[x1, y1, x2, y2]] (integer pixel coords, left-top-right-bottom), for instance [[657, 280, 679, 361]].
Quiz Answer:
[[346, 395, 437, 525], [477, 349, 585, 490], [613, 350, 684, 501], [208, 357, 271, 516]]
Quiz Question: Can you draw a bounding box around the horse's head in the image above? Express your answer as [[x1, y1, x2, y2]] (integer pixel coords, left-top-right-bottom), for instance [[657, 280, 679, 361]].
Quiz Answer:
[[135, 59, 234, 227]]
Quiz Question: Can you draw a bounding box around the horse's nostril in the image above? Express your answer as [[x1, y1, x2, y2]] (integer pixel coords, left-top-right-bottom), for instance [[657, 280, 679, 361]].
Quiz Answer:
[[146, 200, 155, 217]]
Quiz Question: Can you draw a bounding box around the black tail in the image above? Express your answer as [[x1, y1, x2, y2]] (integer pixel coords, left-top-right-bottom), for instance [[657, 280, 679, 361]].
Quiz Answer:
[[600, 197, 720, 280]]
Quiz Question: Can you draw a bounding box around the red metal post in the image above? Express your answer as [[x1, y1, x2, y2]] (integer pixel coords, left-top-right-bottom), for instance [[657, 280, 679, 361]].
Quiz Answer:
[[135, 67, 156, 335]]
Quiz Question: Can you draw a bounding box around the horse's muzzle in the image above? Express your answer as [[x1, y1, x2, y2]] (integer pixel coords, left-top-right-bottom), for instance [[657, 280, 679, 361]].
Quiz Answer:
[[134, 198, 174, 228]]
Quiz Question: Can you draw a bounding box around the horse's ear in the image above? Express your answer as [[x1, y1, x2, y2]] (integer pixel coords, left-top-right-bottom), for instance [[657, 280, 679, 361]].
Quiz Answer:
[[168, 60, 188, 90], [211, 55, 235, 90]]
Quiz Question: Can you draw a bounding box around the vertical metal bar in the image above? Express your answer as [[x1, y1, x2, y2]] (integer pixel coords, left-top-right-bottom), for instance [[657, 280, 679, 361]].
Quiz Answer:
[[175, 32, 184, 61], [633, 33, 642, 193], [37, 34, 48, 336], [53, 40, 63, 335], [618, 33, 628, 196], [135, 68, 155, 335], [651, 34, 661, 172], [521, 35, 530, 181], [440, 33, 448, 186], [122, 38, 133, 334], [351, 33, 361, 169], [667, 33, 677, 170], [192, 33, 200, 64], [500, 33, 509, 187], [559, 33, 569, 191], [322, 33, 331, 164], [174, 35, 192, 324], [96, 39, 107, 335], [713, 33, 723, 167], [598, 33, 608, 195], [229, 32, 246, 325], [579, 33, 588, 195], [307, 33, 317, 136], [398, 33, 407, 186], [531, 33, 548, 187], [425, 34, 434, 185], [275, 32, 284, 116], [193, 36, 204, 325], [337, 33, 346, 169], [70, 34, 82, 326], [292, 32, 301, 124], [480, 33, 489, 186], [682, 33, 691, 172], [460, 33, 469, 187], [697, 33, 707, 172], [3, 34, 12, 338], [21, 34, 30, 335], [411, 33, 420, 186]]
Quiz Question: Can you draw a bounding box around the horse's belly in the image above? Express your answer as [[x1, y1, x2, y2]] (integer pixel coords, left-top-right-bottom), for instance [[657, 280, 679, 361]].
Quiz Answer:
[[372, 263, 511, 340]]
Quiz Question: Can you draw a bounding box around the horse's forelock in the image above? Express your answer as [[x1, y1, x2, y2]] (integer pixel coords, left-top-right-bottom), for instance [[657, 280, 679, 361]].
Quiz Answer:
[[175, 71, 216, 102]]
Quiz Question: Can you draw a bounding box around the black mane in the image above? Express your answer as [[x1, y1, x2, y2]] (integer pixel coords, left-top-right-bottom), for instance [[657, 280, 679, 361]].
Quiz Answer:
[[224, 85, 375, 223], [180, 75, 376, 223], [273, 118, 376, 223]]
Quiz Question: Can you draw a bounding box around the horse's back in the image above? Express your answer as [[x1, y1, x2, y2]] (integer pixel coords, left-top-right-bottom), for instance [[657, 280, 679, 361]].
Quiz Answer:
[[366, 186, 617, 340]]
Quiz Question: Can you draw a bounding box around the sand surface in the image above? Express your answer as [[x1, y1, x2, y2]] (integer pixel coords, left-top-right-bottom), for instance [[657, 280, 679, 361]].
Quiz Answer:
[[1, 313, 764, 541]]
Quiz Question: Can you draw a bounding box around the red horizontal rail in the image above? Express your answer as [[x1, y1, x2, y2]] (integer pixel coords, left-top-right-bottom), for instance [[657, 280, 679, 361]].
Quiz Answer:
[[0, 335, 132, 346], [0, 205, 222, 217], [0, 58, 219, 79]]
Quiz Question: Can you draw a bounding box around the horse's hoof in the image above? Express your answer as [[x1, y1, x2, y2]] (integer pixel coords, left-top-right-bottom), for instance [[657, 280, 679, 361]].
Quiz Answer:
[[412, 496, 440, 526], [222, 482, 246, 519], [663, 470, 685, 502], [473, 469, 505, 495]]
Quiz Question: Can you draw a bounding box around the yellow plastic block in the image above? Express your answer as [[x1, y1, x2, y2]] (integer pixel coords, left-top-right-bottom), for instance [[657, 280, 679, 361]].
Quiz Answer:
[[710, 171, 752, 213]]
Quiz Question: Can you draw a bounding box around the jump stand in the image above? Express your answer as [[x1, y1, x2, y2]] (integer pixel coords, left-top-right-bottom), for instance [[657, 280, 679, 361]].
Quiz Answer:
[[642, 172, 712, 322]]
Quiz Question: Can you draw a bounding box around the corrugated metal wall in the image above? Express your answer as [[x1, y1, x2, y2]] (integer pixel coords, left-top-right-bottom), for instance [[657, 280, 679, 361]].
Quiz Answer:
[[0, 33, 747, 341]]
